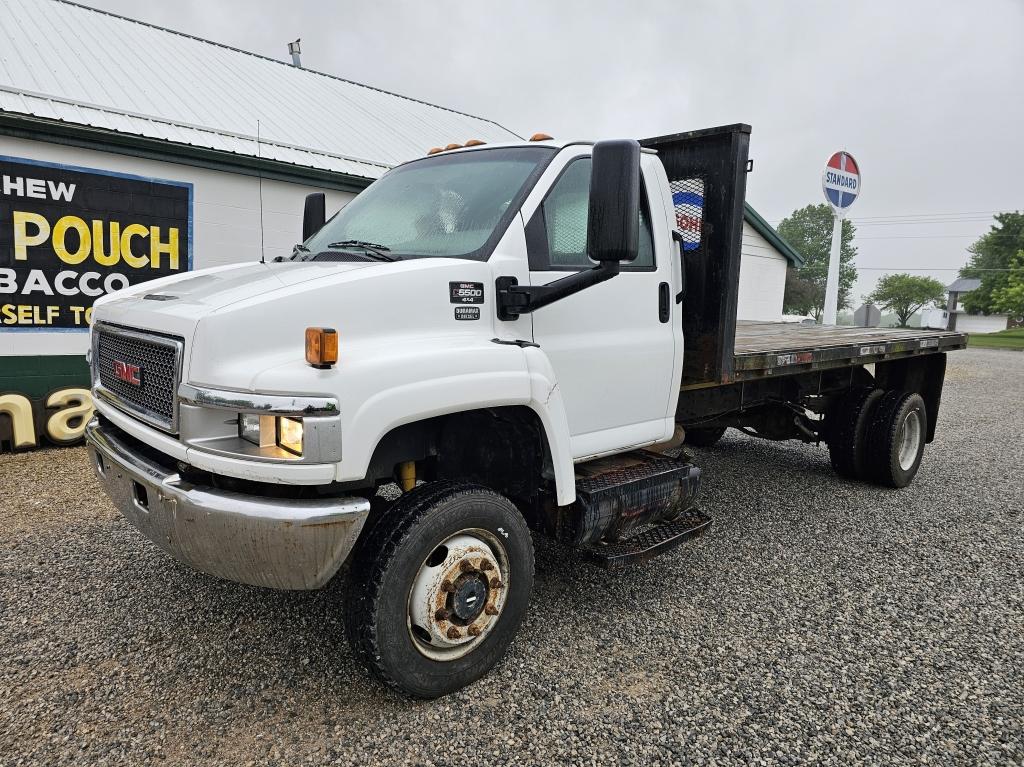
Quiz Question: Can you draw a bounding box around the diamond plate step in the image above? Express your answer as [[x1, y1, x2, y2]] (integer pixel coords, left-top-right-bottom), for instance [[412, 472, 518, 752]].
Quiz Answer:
[[577, 510, 711, 569]]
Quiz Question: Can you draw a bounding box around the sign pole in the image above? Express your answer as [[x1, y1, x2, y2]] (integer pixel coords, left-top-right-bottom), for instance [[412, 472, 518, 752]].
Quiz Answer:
[[822, 212, 843, 325], [820, 150, 861, 326]]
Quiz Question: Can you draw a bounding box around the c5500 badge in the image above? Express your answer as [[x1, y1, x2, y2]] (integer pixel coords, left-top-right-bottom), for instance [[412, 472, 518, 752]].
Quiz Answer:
[[449, 282, 484, 304]]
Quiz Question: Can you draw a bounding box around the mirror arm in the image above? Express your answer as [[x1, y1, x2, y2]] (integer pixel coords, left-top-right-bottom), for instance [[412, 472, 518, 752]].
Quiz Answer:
[[496, 261, 620, 321]]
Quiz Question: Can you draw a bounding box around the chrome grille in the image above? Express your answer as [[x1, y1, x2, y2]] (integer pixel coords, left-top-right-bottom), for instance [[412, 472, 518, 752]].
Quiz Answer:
[[95, 324, 183, 432]]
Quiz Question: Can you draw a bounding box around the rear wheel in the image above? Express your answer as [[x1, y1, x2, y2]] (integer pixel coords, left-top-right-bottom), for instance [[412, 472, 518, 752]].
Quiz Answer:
[[685, 426, 727, 447], [344, 481, 534, 698], [827, 387, 884, 480], [865, 391, 927, 488]]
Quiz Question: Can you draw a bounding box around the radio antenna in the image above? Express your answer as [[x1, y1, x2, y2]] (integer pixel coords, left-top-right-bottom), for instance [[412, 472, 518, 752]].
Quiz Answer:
[[257, 119, 266, 264]]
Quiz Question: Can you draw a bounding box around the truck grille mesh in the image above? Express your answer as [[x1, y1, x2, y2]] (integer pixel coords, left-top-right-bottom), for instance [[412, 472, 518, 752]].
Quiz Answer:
[[96, 326, 181, 431]]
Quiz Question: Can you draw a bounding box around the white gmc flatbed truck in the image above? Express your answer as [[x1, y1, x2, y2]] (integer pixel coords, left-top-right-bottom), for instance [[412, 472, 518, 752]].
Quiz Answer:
[[85, 124, 967, 697]]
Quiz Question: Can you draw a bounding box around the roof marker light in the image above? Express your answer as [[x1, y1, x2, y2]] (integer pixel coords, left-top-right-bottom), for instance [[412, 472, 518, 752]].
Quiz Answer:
[[464, 139, 486, 147], [444, 143, 463, 151], [529, 133, 553, 142], [427, 147, 443, 155]]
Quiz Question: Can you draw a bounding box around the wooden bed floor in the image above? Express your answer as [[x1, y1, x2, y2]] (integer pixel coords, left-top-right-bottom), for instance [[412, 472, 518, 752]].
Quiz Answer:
[[734, 320, 963, 356]]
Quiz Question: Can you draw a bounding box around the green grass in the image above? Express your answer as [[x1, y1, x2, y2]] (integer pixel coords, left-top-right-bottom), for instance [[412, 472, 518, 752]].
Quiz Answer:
[[967, 327, 1024, 350]]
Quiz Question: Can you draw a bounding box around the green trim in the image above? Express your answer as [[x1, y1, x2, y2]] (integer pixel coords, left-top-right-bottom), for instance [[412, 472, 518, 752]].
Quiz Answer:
[[743, 203, 805, 267], [0, 113, 375, 194], [0, 355, 90, 399]]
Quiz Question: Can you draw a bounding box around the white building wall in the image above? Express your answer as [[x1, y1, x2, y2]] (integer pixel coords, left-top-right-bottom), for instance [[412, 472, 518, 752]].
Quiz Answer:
[[736, 220, 789, 322], [954, 313, 1009, 334], [0, 135, 356, 357]]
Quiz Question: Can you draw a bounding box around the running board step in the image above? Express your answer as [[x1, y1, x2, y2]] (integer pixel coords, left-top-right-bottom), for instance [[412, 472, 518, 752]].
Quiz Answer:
[[578, 511, 712, 570]]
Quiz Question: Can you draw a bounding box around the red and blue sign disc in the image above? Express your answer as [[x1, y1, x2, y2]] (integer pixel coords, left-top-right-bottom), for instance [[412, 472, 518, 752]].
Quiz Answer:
[[822, 151, 860, 211]]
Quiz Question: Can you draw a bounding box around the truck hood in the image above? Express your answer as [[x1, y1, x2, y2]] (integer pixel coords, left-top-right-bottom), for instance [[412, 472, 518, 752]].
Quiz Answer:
[[91, 257, 497, 391], [93, 261, 376, 339]]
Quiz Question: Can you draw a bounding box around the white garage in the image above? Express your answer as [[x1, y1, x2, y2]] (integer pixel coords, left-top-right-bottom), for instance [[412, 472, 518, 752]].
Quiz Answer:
[[737, 204, 804, 321]]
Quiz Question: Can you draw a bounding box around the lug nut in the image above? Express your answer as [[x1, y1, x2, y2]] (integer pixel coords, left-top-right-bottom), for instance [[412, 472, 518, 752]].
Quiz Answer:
[[459, 559, 475, 573], [479, 560, 494, 571], [447, 626, 462, 640], [435, 609, 450, 622], [441, 580, 456, 593], [489, 578, 502, 589], [484, 605, 498, 615], [468, 624, 482, 637]]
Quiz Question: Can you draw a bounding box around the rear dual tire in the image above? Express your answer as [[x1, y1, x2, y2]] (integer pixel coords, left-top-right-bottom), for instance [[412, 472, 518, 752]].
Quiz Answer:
[[828, 387, 884, 480], [865, 391, 927, 488], [828, 388, 927, 488]]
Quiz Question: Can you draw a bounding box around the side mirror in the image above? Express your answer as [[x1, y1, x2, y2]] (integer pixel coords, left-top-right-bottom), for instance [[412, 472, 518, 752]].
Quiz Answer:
[[302, 193, 326, 241], [587, 139, 640, 263]]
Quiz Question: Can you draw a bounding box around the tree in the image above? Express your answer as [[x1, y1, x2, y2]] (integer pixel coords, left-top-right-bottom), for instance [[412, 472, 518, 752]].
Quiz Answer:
[[960, 212, 1024, 315], [777, 204, 858, 320], [782, 269, 819, 317], [991, 250, 1024, 318], [867, 273, 947, 327]]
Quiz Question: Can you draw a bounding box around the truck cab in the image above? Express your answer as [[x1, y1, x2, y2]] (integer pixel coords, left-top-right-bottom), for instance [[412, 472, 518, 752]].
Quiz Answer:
[[85, 125, 964, 697]]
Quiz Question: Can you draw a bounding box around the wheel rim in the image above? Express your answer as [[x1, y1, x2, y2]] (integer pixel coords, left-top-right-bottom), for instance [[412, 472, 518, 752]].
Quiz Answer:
[[897, 409, 922, 471], [406, 529, 510, 661]]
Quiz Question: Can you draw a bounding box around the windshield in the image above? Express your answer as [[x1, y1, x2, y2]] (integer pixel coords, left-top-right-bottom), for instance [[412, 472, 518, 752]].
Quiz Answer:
[[303, 147, 555, 260]]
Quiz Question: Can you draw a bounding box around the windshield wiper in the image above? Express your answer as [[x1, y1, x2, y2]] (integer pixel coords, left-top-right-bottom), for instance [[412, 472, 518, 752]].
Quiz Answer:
[[327, 240, 400, 261]]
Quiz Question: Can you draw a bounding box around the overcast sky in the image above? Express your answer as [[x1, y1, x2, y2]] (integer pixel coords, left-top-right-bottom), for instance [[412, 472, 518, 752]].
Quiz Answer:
[[83, 0, 1024, 303]]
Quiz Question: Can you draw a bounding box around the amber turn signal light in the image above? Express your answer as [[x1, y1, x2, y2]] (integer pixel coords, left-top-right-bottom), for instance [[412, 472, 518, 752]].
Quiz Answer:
[[305, 327, 338, 368], [529, 132, 553, 142]]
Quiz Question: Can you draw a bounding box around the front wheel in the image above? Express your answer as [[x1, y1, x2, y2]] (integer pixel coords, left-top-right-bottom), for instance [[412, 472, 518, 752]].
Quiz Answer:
[[344, 482, 534, 698]]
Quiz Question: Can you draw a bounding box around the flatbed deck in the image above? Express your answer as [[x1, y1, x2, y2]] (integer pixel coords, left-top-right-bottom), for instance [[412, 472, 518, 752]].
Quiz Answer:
[[720, 321, 967, 384]]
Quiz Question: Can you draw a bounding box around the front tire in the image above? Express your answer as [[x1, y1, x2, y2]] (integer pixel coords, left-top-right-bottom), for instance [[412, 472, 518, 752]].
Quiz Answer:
[[344, 481, 534, 698]]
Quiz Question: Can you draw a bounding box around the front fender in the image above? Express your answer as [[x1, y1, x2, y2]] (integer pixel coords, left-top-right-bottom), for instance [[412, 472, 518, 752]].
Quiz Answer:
[[335, 340, 577, 506]]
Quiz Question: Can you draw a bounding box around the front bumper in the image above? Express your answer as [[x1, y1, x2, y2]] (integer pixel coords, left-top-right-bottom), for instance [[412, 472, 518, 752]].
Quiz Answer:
[[85, 419, 370, 590]]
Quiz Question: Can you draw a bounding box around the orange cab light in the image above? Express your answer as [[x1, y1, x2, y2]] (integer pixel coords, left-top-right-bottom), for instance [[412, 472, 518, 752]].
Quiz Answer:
[[444, 143, 463, 151], [305, 327, 338, 368], [427, 146, 443, 155], [464, 139, 486, 147], [529, 132, 553, 142]]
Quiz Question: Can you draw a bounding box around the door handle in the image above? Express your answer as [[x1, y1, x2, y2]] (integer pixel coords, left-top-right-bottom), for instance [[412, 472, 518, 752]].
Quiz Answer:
[[658, 282, 670, 323]]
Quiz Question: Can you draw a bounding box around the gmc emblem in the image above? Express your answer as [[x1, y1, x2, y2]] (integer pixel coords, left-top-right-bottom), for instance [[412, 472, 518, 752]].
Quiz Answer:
[[113, 360, 142, 386]]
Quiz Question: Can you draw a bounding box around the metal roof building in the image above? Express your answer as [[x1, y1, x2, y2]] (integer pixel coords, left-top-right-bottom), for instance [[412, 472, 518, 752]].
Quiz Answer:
[[0, 0, 523, 450], [0, 0, 520, 185]]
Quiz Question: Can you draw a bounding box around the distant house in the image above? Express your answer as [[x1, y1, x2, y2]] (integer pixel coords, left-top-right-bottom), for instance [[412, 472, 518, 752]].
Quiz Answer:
[[920, 307, 950, 330], [738, 205, 805, 322], [946, 278, 1010, 333]]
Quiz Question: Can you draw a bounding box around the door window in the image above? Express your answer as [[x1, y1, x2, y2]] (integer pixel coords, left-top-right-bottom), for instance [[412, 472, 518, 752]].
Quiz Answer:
[[529, 157, 655, 270]]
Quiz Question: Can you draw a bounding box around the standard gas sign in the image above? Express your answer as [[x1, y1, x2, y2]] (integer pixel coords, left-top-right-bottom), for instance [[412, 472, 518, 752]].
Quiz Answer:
[[0, 156, 192, 330], [822, 151, 860, 212]]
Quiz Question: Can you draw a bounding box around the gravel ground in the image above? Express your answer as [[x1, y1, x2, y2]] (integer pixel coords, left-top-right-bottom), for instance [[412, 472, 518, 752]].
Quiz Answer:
[[1, 347, 1022, 766]]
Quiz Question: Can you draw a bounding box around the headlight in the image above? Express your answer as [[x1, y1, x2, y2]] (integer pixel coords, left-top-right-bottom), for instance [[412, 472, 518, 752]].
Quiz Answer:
[[239, 414, 303, 455], [276, 417, 304, 455]]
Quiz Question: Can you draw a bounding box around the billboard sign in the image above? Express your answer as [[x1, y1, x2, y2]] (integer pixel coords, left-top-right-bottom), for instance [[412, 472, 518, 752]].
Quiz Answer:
[[0, 156, 192, 331]]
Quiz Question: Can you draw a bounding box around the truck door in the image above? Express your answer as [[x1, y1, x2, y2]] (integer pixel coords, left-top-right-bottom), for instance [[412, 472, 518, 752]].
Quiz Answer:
[[524, 151, 680, 459]]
